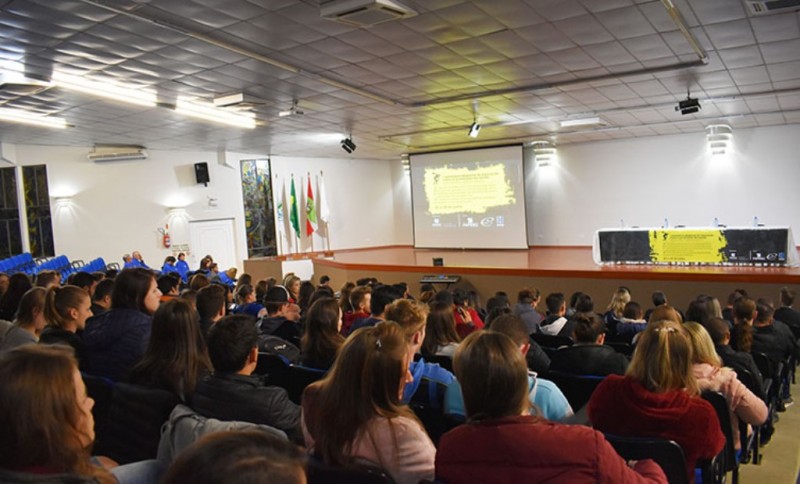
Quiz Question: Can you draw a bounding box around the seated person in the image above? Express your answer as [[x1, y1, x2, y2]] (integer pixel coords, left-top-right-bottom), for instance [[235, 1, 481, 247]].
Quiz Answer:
[[452, 289, 485, 336], [436, 331, 666, 484], [775, 287, 800, 336], [538, 292, 575, 338], [549, 313, 629, 376], [684, 322, 767, 450], [162, 430, 306, 484], [157, 275, 181, 303], [705, 316, 764, 400], [616, 301, 648, 336], [588, 319, 725, 482], [300, 297, 344, 371], [302, 322, 435, 484], [603, 287, 631, 335], [445, 314, 572, 422], [82, 268, 161, 381], [258, 286, 302, 347], [196, 284, 227, 338], [513, 288, 543, 335], [161, 256, 180, 278], [384, 299, 455, 405], [348, 285, 402, 335], [90, 278, 114, 316], [40, 285, 92, 362], [232, 284, 267, 319], [420, 301, 461, 358], [341, 285, 371, 335], [190, 314, 303, 443], [0, 287, 46, 353], [752, 299, 800, 368]]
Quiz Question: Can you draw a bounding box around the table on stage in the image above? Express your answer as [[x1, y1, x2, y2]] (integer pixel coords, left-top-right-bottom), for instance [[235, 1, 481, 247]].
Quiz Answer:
[[593, 226, 799, 267]]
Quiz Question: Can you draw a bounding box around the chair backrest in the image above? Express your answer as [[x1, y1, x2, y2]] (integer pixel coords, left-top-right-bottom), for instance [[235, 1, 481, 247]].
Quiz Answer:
[[731, 366, 766, 403], [701, 391, 736, 479], [81, 373, 115, 445], [99, 382, 180, 464], [604, 341, 634, 356], [306, 456, 396, 484], [254, 352, 291, 385], [604, 434, 689, 484], [423, 354, 453, 373], [282, 365, 327, 404], [752, 352, 775, 380], [409, 379, 461, 446], [542, 370, 605, 411], [531, 333, 573, 350]]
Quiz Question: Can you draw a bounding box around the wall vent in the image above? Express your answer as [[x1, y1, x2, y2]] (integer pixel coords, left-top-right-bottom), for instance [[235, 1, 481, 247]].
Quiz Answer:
[[744, 0, 800, 15]]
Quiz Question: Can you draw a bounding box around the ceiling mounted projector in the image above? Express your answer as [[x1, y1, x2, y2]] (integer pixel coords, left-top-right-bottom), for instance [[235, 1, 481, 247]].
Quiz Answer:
[[321, 0, 417, 27], [676, 96, 701, 115], [341, 137, 356, 153]]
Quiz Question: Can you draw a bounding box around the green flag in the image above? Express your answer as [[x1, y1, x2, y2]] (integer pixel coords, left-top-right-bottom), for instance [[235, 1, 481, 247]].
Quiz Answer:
[[289, 176, 300, 237]]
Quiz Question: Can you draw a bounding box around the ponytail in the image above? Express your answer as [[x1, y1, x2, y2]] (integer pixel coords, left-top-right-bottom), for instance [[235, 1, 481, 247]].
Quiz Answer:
[[572, 313, 605, 343], [44, 285, 88, 329]]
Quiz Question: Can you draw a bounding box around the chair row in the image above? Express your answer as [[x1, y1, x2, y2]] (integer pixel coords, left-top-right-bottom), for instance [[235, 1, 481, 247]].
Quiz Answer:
[[0, 252, 34, 274]]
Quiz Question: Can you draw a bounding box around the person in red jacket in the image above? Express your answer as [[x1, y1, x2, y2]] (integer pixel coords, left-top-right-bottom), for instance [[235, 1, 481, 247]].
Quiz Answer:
[[436, 330, 666, 484], [588, 319, 725, 483]]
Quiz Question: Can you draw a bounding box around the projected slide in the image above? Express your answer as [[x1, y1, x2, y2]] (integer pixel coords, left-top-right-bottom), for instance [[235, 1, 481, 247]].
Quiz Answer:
[[411, 145, 528, 249]]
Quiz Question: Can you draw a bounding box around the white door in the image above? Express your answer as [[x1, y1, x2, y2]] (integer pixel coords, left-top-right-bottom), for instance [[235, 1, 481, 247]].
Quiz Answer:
[[189, 218, 237, 272]]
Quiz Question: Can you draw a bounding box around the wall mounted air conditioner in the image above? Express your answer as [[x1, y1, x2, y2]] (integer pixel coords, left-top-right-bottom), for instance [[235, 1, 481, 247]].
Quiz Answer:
[[88, 149, 148, 162], [320, 0, 417, 27], [744, 0, 800, 15]]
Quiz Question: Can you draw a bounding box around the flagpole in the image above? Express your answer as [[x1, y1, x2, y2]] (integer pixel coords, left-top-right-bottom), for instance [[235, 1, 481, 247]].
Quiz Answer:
[[274, 173, 283, 256], [320, 170, 332, 253], [307, 172, 315, 253]]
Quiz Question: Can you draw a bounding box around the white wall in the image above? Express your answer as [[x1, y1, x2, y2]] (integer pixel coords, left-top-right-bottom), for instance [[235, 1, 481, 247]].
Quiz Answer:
[[525, 124, 800, 246], [269, 155, 405, 253], [7, 146, 411, 269]]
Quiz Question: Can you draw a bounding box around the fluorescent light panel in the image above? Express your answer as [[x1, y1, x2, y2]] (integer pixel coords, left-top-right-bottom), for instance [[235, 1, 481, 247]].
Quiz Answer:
[[175, 98, 256, 129], [0, 107, 67, 129], [52, 72, 157, 107], [560, 117, 602, 128]]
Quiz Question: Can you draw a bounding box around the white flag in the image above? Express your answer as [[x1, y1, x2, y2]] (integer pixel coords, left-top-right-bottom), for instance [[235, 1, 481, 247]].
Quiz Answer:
[[318, 172, 331, 224]]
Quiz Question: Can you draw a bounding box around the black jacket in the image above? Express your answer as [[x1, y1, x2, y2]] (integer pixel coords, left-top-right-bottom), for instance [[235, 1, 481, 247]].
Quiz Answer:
[[774, 307, 800, 337], [81, 308, 151, 381], [259, 316, 303, 347], [39, 327, 85, 362], [190, 372, 302, 443], [549, 344, 629, 376], [715, 344, 765, 401], [752, 321, 800, 367]]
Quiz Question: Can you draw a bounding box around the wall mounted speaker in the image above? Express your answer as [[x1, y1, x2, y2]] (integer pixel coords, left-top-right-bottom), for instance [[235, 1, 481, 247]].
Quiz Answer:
[[432, 257, 444, 266], [194, 162, 210, 185]]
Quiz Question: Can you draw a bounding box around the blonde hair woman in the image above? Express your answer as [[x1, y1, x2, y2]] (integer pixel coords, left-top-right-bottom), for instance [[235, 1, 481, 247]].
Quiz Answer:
[[588, 320, 725, 482], [684, 322, 768, 449]]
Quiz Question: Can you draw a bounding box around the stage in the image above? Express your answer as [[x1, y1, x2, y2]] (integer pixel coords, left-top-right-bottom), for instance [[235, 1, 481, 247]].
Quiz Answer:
[[244, 246, 800, 310]]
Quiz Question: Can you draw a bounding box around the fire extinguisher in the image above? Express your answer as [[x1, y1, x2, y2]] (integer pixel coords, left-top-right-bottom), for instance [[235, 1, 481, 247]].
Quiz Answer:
[[162, 224, 171, 248]]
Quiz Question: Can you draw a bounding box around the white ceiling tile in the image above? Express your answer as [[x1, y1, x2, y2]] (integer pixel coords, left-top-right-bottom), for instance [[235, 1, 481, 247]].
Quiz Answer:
[[594, 7, 655, 39], [728, 65, 771, 86], [704, 20, 756, 50], [583, 41, 638, 66], [621, 34, 673, 61], [525, 0, 588, 21], [760, 39, 800, 64], [750, 12, 800, 43], [553, 15, 614, 45], [717, 46, 764, 69]]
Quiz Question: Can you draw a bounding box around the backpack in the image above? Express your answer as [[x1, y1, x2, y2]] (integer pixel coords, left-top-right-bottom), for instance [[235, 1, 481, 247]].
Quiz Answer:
[[258, 334, 301, 364]]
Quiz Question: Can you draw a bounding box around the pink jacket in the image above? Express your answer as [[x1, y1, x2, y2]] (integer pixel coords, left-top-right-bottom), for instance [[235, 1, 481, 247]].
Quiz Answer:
[[692, 363, 768, 448]]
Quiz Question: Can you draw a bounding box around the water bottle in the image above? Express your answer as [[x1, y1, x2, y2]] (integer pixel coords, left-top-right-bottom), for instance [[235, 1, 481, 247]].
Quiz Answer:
[[664, 218, 669, 228], [753, 216, 759, 227], [713, 217, 719, 227]]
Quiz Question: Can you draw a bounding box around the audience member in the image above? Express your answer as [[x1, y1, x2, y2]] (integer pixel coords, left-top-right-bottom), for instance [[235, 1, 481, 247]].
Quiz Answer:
[[436, 331, 666, 484], [81, 268, 161, 381], [283, 274, 301, 303], [161, 256, 180, 278], [0, 287, 46, 353], [775, 287, 800, 336], [0, 272, 9, 300], [296, 281, 315, 314], [162, 430, 306, 484], [588, 319, 725, 481], [157, 274, 181, 303], [752, 298, 800, 368], [616, 301, 647, 336], [91, 278, 114, 316], [300, 297, 344, 371], [513, 288, 542, 334], [566, 291, 587, 318], [385, 299, 455, 405], [684, 321, 768, 449], [35, 270, 61, 289], [549, 313, 629, 376], [127, 299, 212, 401], [338, 281, 356, 314], [70, 271, 99, 298], [260, 286, 303, 347], [484, 295, 510, 326], [644, 291, 667, 321], [232, 284, 267, 318], [302, 322, 435, 484], [539, 292, 574, 338], [196, 284, 227, 337], [0, 345, 118, 483], [189, 273, 211, 291], [705, 317, 765, 400], [723, 289, 748, 324], [318, 275, 331, 288], [192, 314, 303, 442], [342, 285, 371, 335], [446, 315, 572, 422], [731, 297, 756, 353], [349, 284, 402, 334], [421, 301, 461, 358], [40, 285, 92, 361], [175, 253, 190, 283], [604, 286, 631, 334], [0, 273, 32, 322], [452, 288, 485, 337]]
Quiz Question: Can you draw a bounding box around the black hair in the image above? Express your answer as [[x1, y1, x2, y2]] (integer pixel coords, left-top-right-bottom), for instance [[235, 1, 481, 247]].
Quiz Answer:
[[575, 293, 594, 313], [434, 290, 454, 306], [622, 301, 642, 319], [157, 275, 180, 295], [110, 268, 156, 313], [196, 284, 227, 321], [545, 293, 565, 314], [92, 278, 114, 302], [70, 272, 97, 290], [206, 315, 260, 373], [370, 285, 402, 316], [572, 313, 606, 343], [651, 291, 667, 307]]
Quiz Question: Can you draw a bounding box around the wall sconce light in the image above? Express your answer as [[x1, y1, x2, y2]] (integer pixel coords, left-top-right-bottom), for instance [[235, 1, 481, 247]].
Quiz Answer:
[[530, 140, 557, 167], [54, 196, 73, 207], [706, 124, 733, 156]]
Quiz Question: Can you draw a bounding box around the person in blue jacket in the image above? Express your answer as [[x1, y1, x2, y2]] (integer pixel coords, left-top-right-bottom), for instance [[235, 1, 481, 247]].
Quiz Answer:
[[162, 256, 180, 277], [175, 252, 190, 283]]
